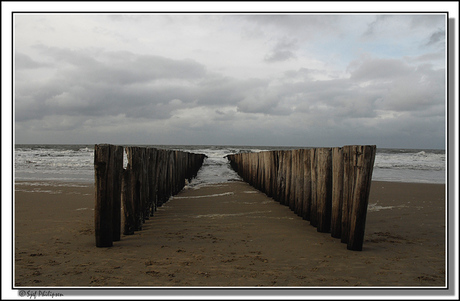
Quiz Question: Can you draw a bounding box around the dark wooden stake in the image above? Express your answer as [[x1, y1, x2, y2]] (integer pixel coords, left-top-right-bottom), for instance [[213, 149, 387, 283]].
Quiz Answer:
[[94, 144, 113, 247], [111, 145, 123, 241], [316, 148, 332, 233], [331, 147, 344, 238], [347, 145, 377, 251]]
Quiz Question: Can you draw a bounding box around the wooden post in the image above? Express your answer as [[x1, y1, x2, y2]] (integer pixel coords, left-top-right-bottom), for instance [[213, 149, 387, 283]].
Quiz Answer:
[[148, 148, 158, 217], [347, 145, 377, 251], [256, 153, 262, 192], [251, 153, 258, 188], [111, 145, 123, 241], [331, 147, 344, 238], [295, 149, 305, 217], [316, 148, 332, 233], [310, 148, 318, 227], [269, 151, 277, 198], [122, 167, 135, 235], [341, 145, 357, 243], [156, 149, 166, 207], [284, 151, 293, 210], [126, 146, 143, 231], [276, 150, 286, 205], [302, 149, 311, 221], [141, 148, 149, 222], [240, 153, 245, 180], [289, 150, 297, 212], [262, 152, 268, 194], [94, 144, 113, 247]]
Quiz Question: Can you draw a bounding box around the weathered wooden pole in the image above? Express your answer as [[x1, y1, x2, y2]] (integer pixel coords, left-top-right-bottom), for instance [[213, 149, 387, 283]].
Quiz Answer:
[[165, 151, 174, 202], [269, 151, 277, 198], [294, 149, 305, 217], [301, 148, 311, 221], [94, 144, 113, 247], [291, 150, 299, 214], [156, 150, 166, 207], [347, 145, 377, 251], [284, 151, 293, 210], [245, 153, 251, 185], [256, 153, 263, 192], [316, 148, 332, 233], [251, 152, 257, 187], [289, 150, 297, 212], [147, 148, 158, 217], [126, 146, 144, 231], [331, 147, 344, 238], [341, 146, 351, 242], [111, 145, 123, 241], [122, 167, 135, 235], [282, 150, 290, 207], [251, 153, 258, 188], [262, 152, 269, 194], [172, 151, 180, 195], [239, 153, 245, 181], [276, 150, 285, 205], [341, 145, 357, 243], [142, 148, 149, 222], [263, 152, 271, 197], [310, 148, 318, 227]]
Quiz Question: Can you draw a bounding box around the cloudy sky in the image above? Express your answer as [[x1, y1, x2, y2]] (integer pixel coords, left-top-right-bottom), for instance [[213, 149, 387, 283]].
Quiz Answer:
[[13, 10, 447, 149]]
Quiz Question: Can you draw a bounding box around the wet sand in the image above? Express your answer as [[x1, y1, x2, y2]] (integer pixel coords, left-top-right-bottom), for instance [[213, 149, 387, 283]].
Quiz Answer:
[[14, 180, 446, 287]]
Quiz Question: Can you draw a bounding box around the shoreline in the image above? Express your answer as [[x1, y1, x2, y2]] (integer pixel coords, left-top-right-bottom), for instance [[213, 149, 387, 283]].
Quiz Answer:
[[13, 177, 447, 185], [14, 180, 446, 287]]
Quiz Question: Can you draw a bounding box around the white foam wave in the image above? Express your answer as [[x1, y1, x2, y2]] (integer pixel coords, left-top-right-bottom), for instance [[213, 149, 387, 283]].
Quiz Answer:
[[14, 145, 446, 184], [172, 192, 234, 199], [193, 210, 272, 218]]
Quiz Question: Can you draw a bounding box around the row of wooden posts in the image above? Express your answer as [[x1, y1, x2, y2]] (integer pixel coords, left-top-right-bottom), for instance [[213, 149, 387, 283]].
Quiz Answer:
[[226, 145, 376, 251], [94, 144, 206, 247]]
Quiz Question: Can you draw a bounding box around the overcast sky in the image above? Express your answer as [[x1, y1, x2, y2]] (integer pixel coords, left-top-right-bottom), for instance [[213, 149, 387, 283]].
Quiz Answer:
[[13, 12, 447, 149]]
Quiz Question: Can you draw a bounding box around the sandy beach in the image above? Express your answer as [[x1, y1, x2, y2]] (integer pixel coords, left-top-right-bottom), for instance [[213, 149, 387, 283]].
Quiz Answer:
[[14, 180, 446, 287]]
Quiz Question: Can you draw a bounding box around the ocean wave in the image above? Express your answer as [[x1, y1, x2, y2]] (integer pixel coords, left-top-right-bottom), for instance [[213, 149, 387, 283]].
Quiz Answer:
[[14, 144, 446, 184]]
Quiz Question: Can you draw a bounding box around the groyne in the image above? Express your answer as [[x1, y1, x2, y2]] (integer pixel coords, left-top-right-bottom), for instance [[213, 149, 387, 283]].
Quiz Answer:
[[226, 145, 376, 251], [94, 144, 206, 247]]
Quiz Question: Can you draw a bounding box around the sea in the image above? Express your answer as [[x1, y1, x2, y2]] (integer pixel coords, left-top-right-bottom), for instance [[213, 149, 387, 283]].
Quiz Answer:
[[13, 145, 446, 187]]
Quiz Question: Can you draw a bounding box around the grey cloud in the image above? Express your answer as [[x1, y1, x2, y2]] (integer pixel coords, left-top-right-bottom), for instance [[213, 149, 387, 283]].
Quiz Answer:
[[426, 30, 445, 46], [410, 15, 446, 29], [33, 45, 99, 67], [237, 95, 292, 116], [195, 76, 266, 106], [15, 52, 50, 69], [406, 52, 445, 63], [284, 68, 317, 79], [348, 58, 444, 114], [363, 15, 389, 37], [242, 15, 341, 36], [235, 56, 444, 126], [33, 46, 206, 85], [264, 50, 296, 63], [288, 78, 380, 120], [15, 46, 269, 125], [264, 38, 298, 63], [15, 47, 209, 124], [348, 58, 412, 80], [362, 15, 445, 40]]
